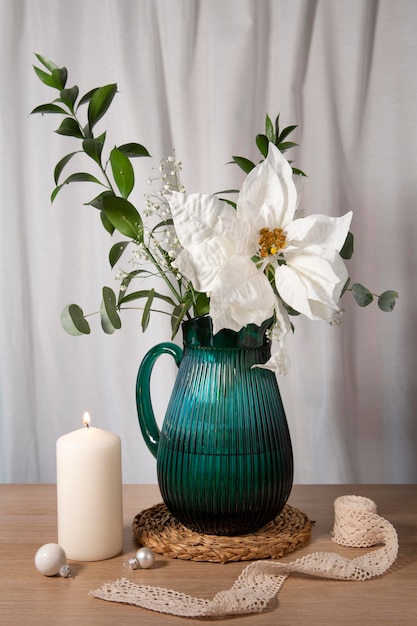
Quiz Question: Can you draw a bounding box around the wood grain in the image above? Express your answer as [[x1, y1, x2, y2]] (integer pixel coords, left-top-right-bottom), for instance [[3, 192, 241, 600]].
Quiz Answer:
[[1, 484, 416, 625]]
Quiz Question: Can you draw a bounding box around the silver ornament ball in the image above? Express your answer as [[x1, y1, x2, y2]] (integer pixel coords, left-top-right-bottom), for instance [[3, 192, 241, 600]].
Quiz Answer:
[[136, 547, 155, 569]]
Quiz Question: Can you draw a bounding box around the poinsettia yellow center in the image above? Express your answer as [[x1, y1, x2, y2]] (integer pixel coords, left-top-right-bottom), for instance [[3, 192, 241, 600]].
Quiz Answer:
[[258, 227, 286, 258]]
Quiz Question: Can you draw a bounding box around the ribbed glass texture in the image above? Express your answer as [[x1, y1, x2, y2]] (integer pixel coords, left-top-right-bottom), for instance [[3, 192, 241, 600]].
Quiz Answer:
[[136, 315, 293, 536]]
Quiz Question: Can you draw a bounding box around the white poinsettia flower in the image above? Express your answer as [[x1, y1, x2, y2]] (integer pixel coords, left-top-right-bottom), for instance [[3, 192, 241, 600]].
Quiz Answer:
[[166, 142, 352, 375], [236, 142, 352, 322], [166, 191, 276, 332]]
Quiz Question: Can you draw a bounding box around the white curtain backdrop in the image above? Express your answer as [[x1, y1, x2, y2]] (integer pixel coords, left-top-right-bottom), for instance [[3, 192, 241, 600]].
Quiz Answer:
[[1, 0, 416, 484]]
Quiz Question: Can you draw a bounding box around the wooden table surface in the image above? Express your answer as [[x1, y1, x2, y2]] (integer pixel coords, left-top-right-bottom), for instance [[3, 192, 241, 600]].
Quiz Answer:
[[0, 484, 416, 625]]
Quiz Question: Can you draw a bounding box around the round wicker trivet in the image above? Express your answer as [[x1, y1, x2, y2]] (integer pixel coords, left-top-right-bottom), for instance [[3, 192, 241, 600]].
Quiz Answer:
[[132, 502, 313, 564]]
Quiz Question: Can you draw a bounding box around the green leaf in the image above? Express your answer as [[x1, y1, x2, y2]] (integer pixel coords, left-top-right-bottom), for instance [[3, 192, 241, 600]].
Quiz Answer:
[[102, 195, 143, 240], [278, 141, 298, 152], [51, 172, 104, 202], [291, 166, 307, 177], [54, 152, 79, 185], [51, 67, 68, 90], [277, 124, 298, 144], [378, 290, 398, 312], [87, 83, 117, 131], [100, 210, 115, 235], [115, 272, 146, 303], [119, 289, 175, 307], [340, 277, 350, 298], [34, 53, 59, 73], [265, 114, 275, 143], [86, 190, 114, 210], [33, 65, 58, 89], [118, 142, 151, 158], [274, 114, 281, 141], [83, 137, 105, 165], [194, 292, 210, 317], [60, 86, 79, 111], [352, 283, 374, 307], [214, 188, 239, 195], [171, 298, 193, 338], [256, 134, 269, 158], [110, 147, 134, 199], [218, 198, 237, 208], [78, 87, 99, 108], [60, 304, 90, 335], [51, 184, 64, 202], [55, 117, 84, 138], [109, 241, 130, 268], [230, 156, 256, 174], [30, 103, 68, 115], [100, 286, 122, 333], [141, 288, 155, 332], [60, 172, 103, 185], [340, 231, 354, 260]]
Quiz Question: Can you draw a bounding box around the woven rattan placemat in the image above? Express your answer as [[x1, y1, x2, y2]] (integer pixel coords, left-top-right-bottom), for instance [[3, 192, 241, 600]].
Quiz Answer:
[[132, 502, 313, 563]]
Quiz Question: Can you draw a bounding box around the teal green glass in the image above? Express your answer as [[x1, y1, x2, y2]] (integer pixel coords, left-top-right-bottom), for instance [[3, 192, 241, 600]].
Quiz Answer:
[[136, 315, 293, 535]]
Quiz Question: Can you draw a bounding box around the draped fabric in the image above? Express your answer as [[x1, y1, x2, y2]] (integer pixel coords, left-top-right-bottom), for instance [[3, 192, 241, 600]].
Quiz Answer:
[[1, 0, 416, 484]]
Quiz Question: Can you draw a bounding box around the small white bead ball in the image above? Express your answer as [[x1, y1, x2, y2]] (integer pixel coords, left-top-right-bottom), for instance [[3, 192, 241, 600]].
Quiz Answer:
[[136, 547, 155, 569], [35, 543, 68, 576]]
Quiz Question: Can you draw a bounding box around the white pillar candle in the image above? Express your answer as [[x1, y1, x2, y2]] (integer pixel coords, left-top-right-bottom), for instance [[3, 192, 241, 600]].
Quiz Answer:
[[56, 413, 123, 561]]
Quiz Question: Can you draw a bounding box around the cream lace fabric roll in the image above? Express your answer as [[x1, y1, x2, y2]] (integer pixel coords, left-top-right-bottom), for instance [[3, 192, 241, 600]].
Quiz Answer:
[[91, 495, 398, 618]]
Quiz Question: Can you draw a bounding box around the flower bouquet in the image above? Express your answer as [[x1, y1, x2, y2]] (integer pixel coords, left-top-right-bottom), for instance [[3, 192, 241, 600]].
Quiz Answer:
[[31, 53, 397, 375]]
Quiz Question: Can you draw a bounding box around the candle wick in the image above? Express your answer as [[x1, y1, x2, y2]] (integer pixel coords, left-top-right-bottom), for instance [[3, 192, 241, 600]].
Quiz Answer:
[[86, 423, 90, 429]]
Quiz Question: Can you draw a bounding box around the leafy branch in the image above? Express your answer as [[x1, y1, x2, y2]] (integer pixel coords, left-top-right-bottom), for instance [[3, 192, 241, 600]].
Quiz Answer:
[[31, 54, 203, 336]]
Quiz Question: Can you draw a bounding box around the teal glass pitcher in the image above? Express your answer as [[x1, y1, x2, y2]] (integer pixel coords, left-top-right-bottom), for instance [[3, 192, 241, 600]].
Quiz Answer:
[[136, 315, 293, 536]]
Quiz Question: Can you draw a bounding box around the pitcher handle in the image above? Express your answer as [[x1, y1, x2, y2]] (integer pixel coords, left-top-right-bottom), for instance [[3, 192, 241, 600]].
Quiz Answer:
[[135, 342, 183, 458]]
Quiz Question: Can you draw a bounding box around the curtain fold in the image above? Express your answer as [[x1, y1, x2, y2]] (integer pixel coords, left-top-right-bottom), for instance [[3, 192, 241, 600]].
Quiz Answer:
[[0, 0, 416, 484]]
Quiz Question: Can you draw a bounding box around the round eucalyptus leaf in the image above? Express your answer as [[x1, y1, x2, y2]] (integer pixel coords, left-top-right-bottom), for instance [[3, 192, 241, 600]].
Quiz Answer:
[[61, 304, 90, 335]]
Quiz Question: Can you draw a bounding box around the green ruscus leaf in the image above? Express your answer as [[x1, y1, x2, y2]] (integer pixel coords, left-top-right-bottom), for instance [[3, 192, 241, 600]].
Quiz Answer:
[[117, 143, 151, 158], [256, 134, 269, 158], [55, 117, 84, 138], [60, 86, 79, 112], [230, 156, 256, 174], [109, 241, 130, 268], [30, 103, 68, 115], [340, 231, 354, 260], [141, 288, 155, 332], [102, 195, 143, 240], [54, 152, 79, 185], [87, 83, 117, 131], [110, 147, 135, 199], [265, 114, 275, 143], [83, 137, 105, 166]]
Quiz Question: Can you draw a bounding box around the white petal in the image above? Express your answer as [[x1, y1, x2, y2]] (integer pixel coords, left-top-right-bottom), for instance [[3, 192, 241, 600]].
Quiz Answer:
[[273, 296, 292, 343], [275, 247, 348, 321], [237, 143, 297, 232], [167, 191, 237, 248], [172, 233, 236, 292], [255, 347, 289, 376], [210, 257, 276, 333], [254, 297, 291, 375], [285, 212, 352, 252]]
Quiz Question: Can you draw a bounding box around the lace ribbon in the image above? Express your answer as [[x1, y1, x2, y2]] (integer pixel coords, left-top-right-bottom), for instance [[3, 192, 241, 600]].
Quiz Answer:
[[90, 495, 398, 618]]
